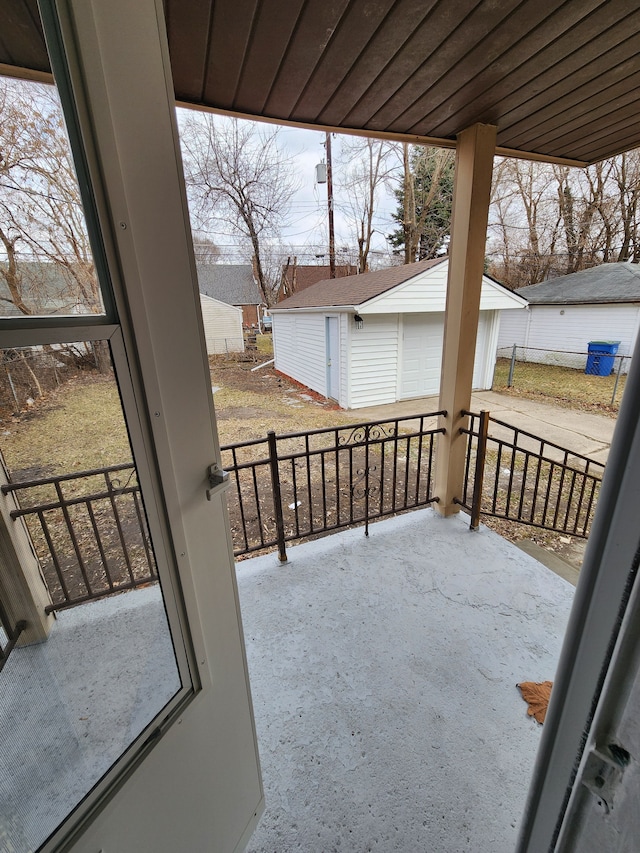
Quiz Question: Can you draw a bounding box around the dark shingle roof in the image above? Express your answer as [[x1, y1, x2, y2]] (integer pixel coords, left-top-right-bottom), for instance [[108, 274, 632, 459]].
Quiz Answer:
[[279, 264, 357, 300], [516, 263, 640, 305], [197, 264, 262, 306], [273, 258, 446, 309]]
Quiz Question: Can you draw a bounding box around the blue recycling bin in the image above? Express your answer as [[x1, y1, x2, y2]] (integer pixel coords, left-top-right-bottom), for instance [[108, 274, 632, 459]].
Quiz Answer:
[[585, 341, 620, 376]]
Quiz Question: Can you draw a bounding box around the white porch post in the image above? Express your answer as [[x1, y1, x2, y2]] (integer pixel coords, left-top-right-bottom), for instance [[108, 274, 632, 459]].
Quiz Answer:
[[0, 460, 54, 644], [435, 123, 497, 517]]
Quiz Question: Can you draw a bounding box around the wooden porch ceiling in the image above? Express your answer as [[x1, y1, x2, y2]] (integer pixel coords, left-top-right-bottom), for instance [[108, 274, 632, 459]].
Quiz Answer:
[[2, 0, 640, 165]]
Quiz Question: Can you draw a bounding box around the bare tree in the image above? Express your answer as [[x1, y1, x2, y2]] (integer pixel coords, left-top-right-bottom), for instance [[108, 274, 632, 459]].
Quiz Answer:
[[338, 137, 398, 273], [180, 115, 300, 305], [0, 77, 110, 373], [192, 233, 222, 264], [488, 150, 640, 289]]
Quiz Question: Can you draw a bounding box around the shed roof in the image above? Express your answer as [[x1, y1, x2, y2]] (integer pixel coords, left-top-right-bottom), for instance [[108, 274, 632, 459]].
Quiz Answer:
[[279, 264, 357, 300], [272, 257, 524, 312], [196, 264, 261, 306], [3, 1, 640, 165], [273, 259, 445, 309], [516, 263, 640, 305]]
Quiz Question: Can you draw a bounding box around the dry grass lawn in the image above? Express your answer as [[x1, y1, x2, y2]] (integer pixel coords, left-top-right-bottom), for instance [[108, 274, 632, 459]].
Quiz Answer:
[[1, 375, 131, 480], [493, 358, 624, 416], [0, 359, 357, 479]]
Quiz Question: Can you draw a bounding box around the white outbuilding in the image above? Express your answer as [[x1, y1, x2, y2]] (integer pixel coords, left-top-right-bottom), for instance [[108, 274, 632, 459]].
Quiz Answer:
[[497, 262, 640, 369], [198, 293, 244, 355], [271, 257, 526, 409]]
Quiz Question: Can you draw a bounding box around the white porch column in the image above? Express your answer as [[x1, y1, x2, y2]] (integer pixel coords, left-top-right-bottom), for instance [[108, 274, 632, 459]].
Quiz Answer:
[[0, 460, 54, 644], [435, 123, 497, 516]]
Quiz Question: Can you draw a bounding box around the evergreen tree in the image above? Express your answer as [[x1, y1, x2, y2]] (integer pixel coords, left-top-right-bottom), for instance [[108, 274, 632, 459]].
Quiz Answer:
[[388, 145, 455, 262]]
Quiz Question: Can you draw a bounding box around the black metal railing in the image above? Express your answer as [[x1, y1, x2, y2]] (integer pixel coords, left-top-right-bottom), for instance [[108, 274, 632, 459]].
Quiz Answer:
[[221, 413, 446, 562], [458, 410, 605, 538], [2, 407, 605, 614], [2, 413, 444, 609], [2, 463, 157, 612], [0, 598, 26, 674]]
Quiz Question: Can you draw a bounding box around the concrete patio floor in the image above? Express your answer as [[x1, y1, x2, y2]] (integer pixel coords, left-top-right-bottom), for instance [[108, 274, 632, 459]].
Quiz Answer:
[[237, 508, 576, 853], [1, 507, 576, 852], [0, 586, 180, 852]]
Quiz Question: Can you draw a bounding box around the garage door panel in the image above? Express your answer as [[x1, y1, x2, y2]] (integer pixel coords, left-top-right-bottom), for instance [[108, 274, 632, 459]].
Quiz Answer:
[[400, 314, 444, 399], [400, 313, 489, 400]]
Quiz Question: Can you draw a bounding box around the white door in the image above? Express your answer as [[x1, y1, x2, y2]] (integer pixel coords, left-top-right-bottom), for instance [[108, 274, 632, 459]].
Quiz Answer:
[[326, 316, 340, 400], [400, 313, 444, 399], [517, 331, 640, 850], [1, 2, 262, 851]]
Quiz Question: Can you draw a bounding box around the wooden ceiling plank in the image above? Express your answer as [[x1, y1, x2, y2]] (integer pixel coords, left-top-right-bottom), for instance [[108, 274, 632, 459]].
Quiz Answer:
[[360, 0, 538, 133], [411, 0, 612, 137], [311, 0, 442, 127], [534, 104, 640, 161], [499, 45, 640, 149], [233, 0, 307, 113], [165, 0, 214, 102], [291, 0, 397, 122], [0, 0, 48, 72], [557, 124, 640, 164], [262, 0, 352, 118], [338, 0, 490, 129], [202, 0, 261, 109], [492, 19, 640, 143], [514, 79, 640, 152]]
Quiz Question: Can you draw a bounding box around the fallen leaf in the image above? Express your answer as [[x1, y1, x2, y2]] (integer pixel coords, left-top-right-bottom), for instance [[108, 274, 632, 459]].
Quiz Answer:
[[517, 680, 553, 724]]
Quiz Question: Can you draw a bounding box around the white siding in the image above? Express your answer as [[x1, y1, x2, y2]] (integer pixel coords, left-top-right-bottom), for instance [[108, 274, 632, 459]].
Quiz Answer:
[[363, 262, 525, 315], [498, 303, 640, 368], [199, 295, 244, 354], [497, 307, 530, 350], [478, 311, 500, 389], [273, 312, 327, 396], [349, 315, 399, 408]]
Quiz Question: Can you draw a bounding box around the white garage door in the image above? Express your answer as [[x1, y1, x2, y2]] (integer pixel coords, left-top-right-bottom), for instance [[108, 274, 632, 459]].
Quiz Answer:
[[400, 313, 489, 400], [400, 313, 444, 399]]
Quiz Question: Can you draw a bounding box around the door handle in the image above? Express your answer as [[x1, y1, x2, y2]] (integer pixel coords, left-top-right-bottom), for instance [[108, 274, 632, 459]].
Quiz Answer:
[[206, 462, 230, 500]]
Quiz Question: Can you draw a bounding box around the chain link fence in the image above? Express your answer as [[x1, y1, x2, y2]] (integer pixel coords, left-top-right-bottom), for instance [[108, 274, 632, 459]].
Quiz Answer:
[[494, 345, 631, 409]]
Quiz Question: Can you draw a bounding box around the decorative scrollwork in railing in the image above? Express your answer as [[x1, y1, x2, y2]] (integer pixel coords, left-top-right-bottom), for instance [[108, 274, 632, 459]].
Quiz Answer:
[[338, 423, 397, 446], [350, 466, 379, 500]]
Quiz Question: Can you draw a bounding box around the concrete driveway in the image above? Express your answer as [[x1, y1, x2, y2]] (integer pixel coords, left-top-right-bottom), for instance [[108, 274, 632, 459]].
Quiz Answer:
[[355, 390, 616, 465]]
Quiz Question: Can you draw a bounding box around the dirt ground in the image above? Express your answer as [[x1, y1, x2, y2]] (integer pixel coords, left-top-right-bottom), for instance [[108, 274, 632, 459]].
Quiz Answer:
[[209, 354, 357, 446]]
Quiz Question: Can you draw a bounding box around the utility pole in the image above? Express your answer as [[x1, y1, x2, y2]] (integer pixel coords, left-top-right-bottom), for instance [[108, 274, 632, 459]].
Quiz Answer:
[[326, 132, 336, 278]]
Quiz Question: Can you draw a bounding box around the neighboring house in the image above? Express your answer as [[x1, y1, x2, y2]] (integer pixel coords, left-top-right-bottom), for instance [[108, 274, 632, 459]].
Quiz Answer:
[[271, 257, 526, 408], [498, 262, 640, 368], [279, 263, 357, 301], [198, 294, 244, 354], [196, 263, 263, 327], [0, 261, 99, 316]]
